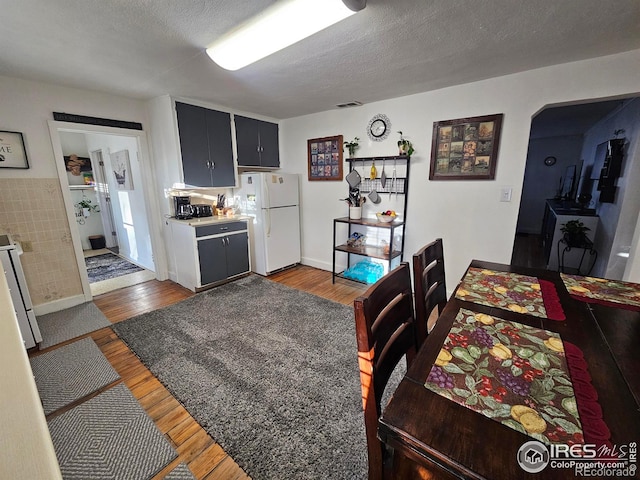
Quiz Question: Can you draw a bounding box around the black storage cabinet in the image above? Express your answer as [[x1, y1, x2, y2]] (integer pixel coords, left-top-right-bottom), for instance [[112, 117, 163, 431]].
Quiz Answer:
[[175, 102, 235, 187]]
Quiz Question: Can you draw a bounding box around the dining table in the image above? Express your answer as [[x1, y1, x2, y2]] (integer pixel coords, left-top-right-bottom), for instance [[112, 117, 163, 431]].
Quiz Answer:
[[378, 260, 640, 479]]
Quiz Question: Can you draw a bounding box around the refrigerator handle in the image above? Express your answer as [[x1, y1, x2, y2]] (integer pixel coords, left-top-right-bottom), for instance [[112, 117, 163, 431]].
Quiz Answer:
[[265, 207, 271, 236], [263, 174, 271, 210]]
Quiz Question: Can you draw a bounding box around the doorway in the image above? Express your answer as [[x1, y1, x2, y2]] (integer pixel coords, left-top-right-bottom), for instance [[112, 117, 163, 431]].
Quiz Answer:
[[49, 121, 168, 300], [511, 96, 640, 280]]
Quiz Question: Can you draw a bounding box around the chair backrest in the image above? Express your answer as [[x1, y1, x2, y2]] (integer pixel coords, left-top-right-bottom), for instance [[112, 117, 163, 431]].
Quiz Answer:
[[413, 238, 447, 346], [353, 262, 417, 480]]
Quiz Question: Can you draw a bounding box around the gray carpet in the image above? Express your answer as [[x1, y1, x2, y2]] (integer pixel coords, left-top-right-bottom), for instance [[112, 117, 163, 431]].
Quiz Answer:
[[112, 275, 370, 480], [30, 337, 120, 415], [165, 463, 196, 479], [85, 252, 143, 283], [37, 302, 111, 349], [48, 384, 177, 480]]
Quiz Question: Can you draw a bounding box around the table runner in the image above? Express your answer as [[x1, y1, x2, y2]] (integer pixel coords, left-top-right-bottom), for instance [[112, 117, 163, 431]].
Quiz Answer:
[[561, 273, 640, 311], [455, 267, 565, 320], [425, 308, 582, 445]]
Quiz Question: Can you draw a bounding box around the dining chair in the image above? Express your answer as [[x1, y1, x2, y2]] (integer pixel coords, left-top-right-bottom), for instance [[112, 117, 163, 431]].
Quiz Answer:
[[353, 262, 418, 480], [413, 238, 447, 347]]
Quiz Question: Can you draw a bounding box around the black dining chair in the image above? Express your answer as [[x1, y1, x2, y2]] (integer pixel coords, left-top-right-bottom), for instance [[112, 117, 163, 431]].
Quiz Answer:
[[413, 238, 447, 348], [353, 262, 418, 480]]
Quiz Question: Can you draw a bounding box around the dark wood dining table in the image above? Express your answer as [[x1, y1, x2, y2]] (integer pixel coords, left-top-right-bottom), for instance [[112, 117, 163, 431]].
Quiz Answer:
[[378, 260, 640, 479]]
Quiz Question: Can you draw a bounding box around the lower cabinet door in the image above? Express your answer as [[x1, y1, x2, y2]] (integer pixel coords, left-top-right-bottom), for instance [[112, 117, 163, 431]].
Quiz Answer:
[[226, 232, 250, 277], [197, 237, 228, 285]]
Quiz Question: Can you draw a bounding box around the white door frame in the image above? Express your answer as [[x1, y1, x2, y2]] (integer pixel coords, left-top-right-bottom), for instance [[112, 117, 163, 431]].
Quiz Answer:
[[48, 120, 169, 301]]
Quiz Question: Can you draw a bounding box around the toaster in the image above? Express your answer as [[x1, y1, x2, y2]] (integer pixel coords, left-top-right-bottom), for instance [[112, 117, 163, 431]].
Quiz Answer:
[[191, 204, 213, 217]]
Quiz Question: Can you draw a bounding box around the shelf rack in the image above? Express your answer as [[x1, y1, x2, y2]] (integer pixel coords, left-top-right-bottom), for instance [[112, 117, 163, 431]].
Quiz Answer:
[[333, 155, 411, 284]]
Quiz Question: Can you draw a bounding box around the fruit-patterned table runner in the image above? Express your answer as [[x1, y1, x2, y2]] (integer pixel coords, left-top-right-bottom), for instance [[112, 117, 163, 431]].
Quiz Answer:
[[455, 267, 565, 320], [561, 273, 640, 311], [425, 308, 583, 445]]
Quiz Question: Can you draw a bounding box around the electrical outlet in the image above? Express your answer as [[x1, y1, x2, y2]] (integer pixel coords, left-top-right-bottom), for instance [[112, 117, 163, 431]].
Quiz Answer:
[[500, 187, 512, 202], [21, 241, 33, 252]]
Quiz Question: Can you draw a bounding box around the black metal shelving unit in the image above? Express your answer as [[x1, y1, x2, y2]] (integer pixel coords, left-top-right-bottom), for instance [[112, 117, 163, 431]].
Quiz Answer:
[[332, 155, 410, 284]]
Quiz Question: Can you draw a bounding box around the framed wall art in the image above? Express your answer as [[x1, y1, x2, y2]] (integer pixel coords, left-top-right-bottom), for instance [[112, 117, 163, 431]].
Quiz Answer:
[[307, 135, 343, 181], [0, 131, 29, 169], [64, 155, 92, 176], [429, 114, 503, 180]]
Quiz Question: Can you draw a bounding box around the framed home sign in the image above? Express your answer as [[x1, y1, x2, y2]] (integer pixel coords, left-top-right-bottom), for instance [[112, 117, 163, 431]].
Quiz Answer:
[[0, 131, 29, 169], [308, 135, 343, 181], [429, 114, 503, 180]]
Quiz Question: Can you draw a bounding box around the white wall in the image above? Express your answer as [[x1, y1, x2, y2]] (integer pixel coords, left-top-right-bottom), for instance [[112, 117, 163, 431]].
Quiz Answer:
[[280, 50, 640, 287]]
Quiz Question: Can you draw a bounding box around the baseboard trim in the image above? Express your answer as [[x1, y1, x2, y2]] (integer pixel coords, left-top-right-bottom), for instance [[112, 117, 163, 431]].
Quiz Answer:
[[33, 294, 86, 316]]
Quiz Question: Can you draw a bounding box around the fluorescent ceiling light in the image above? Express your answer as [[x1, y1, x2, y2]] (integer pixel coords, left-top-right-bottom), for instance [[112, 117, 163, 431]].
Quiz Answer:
[[207, 0, 366, 71]]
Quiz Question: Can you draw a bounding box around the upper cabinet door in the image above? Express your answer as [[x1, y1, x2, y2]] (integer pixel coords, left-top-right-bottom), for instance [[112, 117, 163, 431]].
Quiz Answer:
[[258, 119, 279, 168], [175, 101, 235, 187], [235, 115, 280, 168], [235, 115, 261, 167], [205, 108, 235, 187], [176, 102, 212, 186]]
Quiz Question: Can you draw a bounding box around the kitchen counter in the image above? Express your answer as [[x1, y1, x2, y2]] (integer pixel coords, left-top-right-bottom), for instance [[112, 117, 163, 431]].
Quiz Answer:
[[0, 268, 62, 479], [168, 214, 251, 227]]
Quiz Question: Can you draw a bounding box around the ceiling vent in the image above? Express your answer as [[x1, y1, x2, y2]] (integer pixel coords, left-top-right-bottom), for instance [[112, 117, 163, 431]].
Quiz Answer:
[[336, 101, 363, 108]]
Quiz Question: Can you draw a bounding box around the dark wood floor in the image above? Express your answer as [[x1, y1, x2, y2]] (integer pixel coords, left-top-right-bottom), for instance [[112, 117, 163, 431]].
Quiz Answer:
[[36, 265, 367, 479], [510, 233, 546, 269]]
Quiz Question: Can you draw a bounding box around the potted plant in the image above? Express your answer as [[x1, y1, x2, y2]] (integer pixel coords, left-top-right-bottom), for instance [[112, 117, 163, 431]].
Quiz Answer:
[[75, 198, 100, 217], [397, 131, 415, 156], [560, 219, 590, 247], [344, 137, 360, 158]]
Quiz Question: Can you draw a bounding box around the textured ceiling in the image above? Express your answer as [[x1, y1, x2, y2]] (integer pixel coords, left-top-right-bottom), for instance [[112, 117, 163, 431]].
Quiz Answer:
[[1, 0, 639, 119]]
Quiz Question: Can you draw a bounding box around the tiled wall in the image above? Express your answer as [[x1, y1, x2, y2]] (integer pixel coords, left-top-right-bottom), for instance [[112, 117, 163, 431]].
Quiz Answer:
[[0, 178, 83, 305]]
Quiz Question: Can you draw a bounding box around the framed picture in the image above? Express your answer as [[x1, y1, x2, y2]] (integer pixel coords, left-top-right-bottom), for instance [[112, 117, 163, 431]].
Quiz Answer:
[[64, 155, 92, 176], [429, 114, 503, 180], [0, 131, 29, 169], [111, 149, 133, 190], [307, 135, 343, 181]]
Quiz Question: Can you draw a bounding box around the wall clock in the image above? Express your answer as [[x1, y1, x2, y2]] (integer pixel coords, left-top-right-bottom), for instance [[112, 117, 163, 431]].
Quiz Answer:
[[544, 156, 557, 166], [367, 114, 391, 142]]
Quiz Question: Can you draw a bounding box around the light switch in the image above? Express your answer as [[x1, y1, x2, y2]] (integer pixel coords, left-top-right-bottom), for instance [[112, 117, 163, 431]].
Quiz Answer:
[[500, 187, 512, 202]]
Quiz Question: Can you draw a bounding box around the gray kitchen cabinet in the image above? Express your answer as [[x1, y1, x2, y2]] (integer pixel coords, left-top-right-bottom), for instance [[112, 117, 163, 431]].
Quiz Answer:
[[170, 219, 249, 292], [234, 115, 280, 168], [175, 101, 236, 187]]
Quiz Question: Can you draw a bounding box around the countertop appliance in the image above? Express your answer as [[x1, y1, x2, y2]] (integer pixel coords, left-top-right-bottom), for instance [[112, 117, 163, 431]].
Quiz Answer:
[[236, 172, 301, 275], [0, 234, 42, 349], [173, 195, 192, 219], [191, 204, 213, 217]]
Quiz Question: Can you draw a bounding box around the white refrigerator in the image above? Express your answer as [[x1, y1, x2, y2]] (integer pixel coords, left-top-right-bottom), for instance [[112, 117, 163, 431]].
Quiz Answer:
[[236, 172, 301, 275]]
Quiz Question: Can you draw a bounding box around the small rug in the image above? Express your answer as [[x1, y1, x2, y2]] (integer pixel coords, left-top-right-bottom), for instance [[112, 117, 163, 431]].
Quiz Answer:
[[165, 463, 196, 479], [113, 275, 372, 480], [30, 338, 120, 415], [37, 302, 111, 349], [85, 253, 143, 283], [48, 384, 177, 480]]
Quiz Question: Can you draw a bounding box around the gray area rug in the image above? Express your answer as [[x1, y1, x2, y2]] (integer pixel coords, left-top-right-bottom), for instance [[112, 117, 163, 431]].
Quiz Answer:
[[165, 463, 196, 479], [85, 252, 143, 283], [48, 383, 177, 480], [113, 275, 369, 480], [30, 338, 121, 415], [37, 302, 111, 349]]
